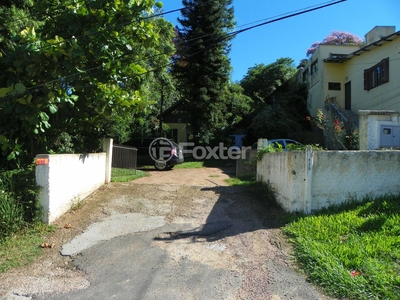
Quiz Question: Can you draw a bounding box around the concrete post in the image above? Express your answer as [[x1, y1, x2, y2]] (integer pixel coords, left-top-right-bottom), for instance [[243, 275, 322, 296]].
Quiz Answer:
[[257, 138, 268, 149], [303, 147, 313, 214], [35, 154, 51, 223], [103, 138, 113, 183]]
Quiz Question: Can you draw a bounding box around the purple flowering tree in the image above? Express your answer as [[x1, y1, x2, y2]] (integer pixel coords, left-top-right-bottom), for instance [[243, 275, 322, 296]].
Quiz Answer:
[[306, 30, 364, 57]]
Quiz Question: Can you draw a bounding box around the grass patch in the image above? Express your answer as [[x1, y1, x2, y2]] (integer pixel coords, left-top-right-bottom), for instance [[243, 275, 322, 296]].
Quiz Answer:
[[0, 223, 55, 274], [283, 193, 400, 299], [174, 161, 204, 169], [111, 168, 149, 182], [225, 175, 256, 186]]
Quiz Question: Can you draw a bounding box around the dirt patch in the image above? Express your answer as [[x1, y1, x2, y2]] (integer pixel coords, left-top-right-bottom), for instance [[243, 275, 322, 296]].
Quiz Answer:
[[0, 167, 333, 300]]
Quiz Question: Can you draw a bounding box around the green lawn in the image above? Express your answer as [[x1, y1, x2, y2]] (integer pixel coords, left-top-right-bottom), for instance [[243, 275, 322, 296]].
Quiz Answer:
[[111, 168, 149, 182], [283, 193, 400, 299], [0, 223, 55, 274]]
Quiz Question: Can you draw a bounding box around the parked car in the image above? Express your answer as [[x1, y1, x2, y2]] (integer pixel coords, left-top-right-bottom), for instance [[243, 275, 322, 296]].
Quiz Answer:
[[252, 139, 303, 151], [123, 138, 184, 170]]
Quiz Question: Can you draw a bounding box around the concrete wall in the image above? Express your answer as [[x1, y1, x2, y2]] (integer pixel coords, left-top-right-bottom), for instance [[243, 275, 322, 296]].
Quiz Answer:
[[359, 110, 400, 150], [36, 139, 112, 224], [257, 149, 400, 213]]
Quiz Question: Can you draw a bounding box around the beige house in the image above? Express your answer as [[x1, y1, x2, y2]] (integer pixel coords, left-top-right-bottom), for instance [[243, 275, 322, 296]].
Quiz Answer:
[[298, 26, 400, 148]]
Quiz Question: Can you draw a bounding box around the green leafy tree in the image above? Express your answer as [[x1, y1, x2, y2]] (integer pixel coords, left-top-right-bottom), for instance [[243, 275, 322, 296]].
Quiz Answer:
[[0, 0, 174, 168], [171, 0, 235, 143], [240, 58, 296, 104], [239, 58, 309, 141]]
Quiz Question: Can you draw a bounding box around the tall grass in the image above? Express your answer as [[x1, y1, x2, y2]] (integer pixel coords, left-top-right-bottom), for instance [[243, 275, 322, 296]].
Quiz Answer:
[[0, 166, 42, 242], [284, 194, 400, 299]]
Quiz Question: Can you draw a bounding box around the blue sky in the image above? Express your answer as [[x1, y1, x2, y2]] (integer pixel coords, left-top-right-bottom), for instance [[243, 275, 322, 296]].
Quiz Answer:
[[161, 0, 399, 82]]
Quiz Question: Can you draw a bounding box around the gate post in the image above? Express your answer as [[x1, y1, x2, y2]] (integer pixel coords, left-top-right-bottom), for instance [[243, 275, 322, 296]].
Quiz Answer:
[[103, 138, 113, 183], [303, 147, 313, 214]]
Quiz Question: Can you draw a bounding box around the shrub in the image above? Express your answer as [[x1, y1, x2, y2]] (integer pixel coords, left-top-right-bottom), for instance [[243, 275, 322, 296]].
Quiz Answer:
[[0, 193, 24, 240], [0, 166, 42, 241]]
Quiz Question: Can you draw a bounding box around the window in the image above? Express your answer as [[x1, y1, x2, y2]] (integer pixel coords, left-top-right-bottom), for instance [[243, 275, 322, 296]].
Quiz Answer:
[[364, 58, 389, 91], [302, 68, 309, 82], [311, 59, 318, 75], [328, 82, 341, 90], [383, 128, 391, 135]]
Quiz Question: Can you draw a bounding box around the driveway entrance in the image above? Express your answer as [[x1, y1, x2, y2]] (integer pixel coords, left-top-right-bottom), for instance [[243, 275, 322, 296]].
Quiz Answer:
[[0, 167, 333, 300]]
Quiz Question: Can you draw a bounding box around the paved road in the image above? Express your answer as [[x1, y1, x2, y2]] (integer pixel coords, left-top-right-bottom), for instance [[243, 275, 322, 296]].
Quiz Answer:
[[26, 167, 333, 300]]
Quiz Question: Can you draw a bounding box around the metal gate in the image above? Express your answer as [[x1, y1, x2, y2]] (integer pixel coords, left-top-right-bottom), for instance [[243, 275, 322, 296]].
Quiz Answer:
[[112, 144, 137, 171]]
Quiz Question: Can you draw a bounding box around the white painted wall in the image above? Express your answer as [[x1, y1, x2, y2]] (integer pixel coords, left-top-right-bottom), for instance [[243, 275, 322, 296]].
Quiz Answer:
[[257, 149, 400, 213], [36, 153, 107, 224]]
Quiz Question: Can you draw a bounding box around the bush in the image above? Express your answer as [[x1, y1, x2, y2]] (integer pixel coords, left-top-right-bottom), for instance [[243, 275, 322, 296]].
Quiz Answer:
[[0, 193, 24, 240], [0, 166, 42, 241]]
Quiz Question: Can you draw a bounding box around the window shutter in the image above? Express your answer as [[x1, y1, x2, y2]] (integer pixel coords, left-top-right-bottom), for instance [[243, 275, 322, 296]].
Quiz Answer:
[[364, 69, 371, 90], [381, 57, 389, 83]]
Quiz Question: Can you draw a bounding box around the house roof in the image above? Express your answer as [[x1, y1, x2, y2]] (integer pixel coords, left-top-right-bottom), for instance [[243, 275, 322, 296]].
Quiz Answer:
[[324, 30, 400, 63], [160, 99, 187, 117]]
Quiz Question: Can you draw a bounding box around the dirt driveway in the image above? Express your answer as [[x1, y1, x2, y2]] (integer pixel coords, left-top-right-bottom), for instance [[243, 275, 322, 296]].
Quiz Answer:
[[0, 166, 333, 300]]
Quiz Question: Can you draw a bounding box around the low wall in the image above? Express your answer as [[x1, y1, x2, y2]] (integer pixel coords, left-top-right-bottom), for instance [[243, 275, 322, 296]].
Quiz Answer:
[[257, 149, 400, 213], [36, 139, 113, 224]]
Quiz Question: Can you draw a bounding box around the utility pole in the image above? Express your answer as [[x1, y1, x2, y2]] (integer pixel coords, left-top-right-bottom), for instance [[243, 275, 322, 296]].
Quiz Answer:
[[159, 81, 164, 137]]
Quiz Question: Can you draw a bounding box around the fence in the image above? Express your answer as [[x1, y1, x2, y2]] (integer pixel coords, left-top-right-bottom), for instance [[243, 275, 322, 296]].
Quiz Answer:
[[112, 144, 137, 171]]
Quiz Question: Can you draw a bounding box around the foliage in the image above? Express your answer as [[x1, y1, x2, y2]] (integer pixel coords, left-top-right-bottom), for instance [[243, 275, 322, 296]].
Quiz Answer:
[[0, 166, 41, 240], [240, 58, 297, 102], [250, 105, 292, 140], [286, 143, 325, 151], [256, 142, 283, 161], [223, 83, 253, 128], [171, 0, 235, 143], [307, 109, 359, 150], [306, 30, 364, 57], [0, 193, 24, 241], [0, 0, 174, 168], [284, 193, 400, 299], [239, 58, 310, 143]]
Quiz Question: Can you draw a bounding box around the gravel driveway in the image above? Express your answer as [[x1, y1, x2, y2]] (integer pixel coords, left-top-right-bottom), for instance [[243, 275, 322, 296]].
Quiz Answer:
[[0, 166, 334, 300]]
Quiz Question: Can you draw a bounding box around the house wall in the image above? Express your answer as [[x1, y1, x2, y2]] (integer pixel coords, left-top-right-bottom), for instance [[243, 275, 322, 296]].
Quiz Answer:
[[345, 39, 400, 112], [257, 149, 400, 213], [305, 45, 359, 116], [166, 122, 189, 143], [36, 139, 112, 224], [300, 29, 400, 118]]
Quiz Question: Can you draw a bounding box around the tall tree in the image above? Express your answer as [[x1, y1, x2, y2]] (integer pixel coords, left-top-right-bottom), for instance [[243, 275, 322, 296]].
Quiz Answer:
[[239, 58, 309, 141], [240, 58, 296, 104], [0, 0, 174, 168], [171, 0, 235, 143]]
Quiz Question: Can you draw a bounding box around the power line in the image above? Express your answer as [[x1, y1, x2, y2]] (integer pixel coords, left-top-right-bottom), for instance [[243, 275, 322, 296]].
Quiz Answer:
[[227, 0, 347, 38]]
